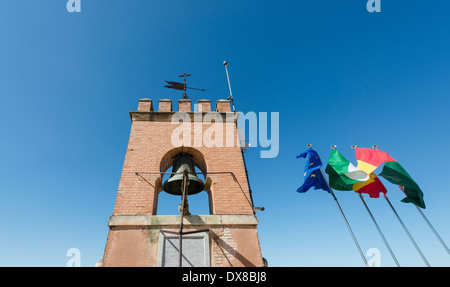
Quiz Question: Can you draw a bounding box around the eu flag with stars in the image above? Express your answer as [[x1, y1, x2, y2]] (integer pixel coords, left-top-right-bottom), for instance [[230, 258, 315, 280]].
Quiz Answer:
[[297, 148, 331, 193]]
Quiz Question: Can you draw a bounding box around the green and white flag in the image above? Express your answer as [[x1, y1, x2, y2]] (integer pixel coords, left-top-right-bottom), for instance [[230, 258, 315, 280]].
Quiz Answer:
[[379, 155, 426, 209], [325, 149, 369, 191]]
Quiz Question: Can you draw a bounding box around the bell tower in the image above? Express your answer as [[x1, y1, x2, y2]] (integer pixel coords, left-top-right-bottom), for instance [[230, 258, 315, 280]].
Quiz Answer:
[[100, 98, 264, 267]]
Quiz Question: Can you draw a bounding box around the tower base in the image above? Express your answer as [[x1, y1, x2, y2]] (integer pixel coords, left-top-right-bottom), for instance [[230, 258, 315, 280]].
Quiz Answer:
[[101, 215, 264, 267]]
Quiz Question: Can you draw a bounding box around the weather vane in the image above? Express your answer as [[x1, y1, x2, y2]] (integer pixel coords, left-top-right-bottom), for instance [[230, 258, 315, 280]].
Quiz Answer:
[[164, 72, 205, 99]]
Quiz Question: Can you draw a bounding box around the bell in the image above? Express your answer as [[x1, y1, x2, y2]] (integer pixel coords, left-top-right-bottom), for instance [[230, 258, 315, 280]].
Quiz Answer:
[[162, 153, 205, 196]]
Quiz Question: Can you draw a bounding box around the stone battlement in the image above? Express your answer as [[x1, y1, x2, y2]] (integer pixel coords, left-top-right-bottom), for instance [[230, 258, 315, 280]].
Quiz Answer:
[[136, 98, 231, 113]]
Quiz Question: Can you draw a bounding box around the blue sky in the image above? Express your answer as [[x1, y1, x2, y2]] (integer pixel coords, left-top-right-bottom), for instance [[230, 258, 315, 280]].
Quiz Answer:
[[0, 1, 449, 266]]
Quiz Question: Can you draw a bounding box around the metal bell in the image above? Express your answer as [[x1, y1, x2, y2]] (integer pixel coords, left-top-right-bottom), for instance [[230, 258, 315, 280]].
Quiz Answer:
[[162, 153, 205, 196]]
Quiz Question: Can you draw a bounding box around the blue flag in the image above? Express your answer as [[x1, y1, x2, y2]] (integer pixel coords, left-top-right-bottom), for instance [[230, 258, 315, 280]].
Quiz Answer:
[[297, 148, 331, 193]]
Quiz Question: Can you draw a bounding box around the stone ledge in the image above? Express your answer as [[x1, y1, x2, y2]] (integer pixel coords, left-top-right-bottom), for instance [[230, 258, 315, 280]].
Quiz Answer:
[[108, 214, 258, 227], [129, 111, 239, 122]]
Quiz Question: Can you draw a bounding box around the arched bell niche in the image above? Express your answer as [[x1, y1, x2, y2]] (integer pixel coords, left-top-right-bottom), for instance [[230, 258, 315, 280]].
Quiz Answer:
[[156, 147, 212, 215]]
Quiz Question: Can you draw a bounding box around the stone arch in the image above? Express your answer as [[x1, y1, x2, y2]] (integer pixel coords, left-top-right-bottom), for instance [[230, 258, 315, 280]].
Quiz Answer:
[[159, 147, 207, 178]]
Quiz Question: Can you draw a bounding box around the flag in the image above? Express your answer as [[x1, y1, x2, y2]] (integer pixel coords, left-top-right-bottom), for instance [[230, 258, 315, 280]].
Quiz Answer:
[[325, 149, 369, 191], [297, 148, 331, 193], [353, 172, 387, 198], [164, 81, 186, 91], [379, 155, 426, 209], [355, 148, 389, 174]]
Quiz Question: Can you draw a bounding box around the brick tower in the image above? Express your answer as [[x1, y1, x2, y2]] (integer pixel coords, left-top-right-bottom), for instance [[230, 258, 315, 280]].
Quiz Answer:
[[100, 98, 264, 267]]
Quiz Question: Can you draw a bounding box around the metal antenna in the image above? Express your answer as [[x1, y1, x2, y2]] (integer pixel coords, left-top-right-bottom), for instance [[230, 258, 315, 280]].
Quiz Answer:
[[223, 61, 236, 112], [223, 61, 255, 213]]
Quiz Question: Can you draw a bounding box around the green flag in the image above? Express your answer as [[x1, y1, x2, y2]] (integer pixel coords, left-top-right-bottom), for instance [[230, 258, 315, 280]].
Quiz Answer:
[[379, 155, 426, 209], [325, 149, 369, 191]]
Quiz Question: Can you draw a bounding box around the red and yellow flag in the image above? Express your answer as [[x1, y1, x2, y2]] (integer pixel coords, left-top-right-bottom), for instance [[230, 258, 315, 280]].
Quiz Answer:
[[355, 148, 388, 174], [353, 172, 387, 198]]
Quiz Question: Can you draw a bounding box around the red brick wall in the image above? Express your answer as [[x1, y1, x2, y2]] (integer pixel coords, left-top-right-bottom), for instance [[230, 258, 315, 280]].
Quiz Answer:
[[111, 99, 253, 216]]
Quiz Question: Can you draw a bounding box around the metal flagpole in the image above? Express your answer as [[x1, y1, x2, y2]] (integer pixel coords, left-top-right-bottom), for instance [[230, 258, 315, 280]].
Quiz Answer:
[[350, 144, 400, 266], [383, 194, 431, 266], [359, 193, 401, 267], [370, 145, 440, 260], [224, 61, 256, 212], [319, 167, 368, 267], [415, 205, 450, 255], [223, 61, 236, 112]]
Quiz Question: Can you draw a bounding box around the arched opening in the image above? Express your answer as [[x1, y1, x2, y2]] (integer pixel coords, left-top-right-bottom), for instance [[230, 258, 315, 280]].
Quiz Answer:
[[159, 147, 207, 178], [157, 148, 211, 215]]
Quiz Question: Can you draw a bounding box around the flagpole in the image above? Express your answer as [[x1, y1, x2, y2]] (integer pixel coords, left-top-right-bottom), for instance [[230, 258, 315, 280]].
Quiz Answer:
[[383, 194, 430, 266], [358, 193, 401, 267], [223, 61, 236, 112], [319, 168, 368, 267], [414, 205, 450, 255], [350, 145, 399, 265]]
